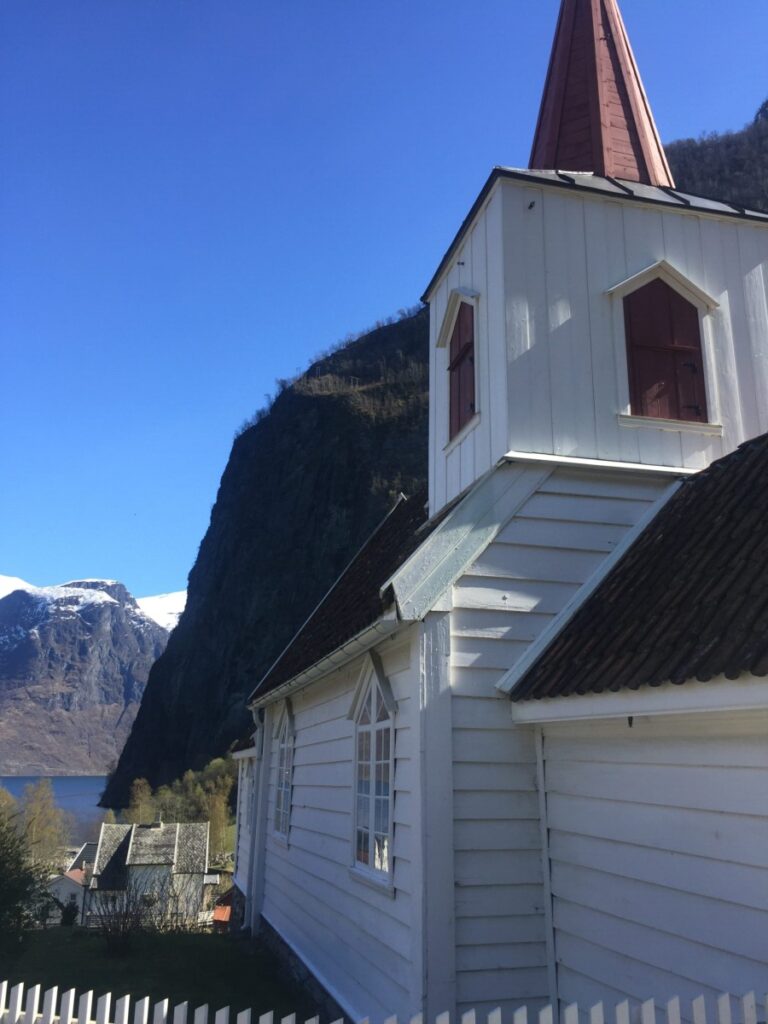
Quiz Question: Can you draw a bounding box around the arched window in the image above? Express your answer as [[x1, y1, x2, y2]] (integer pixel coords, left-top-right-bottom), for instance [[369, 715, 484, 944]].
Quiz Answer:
[[354, 678, 393, 875], [274, 708, 294, 837], [449, 301, 476, 438], [624, 278, 708, 423]]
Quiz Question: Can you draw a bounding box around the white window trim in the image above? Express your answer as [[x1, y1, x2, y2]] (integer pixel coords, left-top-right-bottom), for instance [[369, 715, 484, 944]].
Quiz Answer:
[[437, 288, 481, 449], [349, 655, 395, 887], [609, 263, 721, 429], [272, 700, 294, 841]]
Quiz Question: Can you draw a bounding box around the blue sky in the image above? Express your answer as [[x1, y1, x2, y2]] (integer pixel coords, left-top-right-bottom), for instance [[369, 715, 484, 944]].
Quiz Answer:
[[1, 0, 766, 597]]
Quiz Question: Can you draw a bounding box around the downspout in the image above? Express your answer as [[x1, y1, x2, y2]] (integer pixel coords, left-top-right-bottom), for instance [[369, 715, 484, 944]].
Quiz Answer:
[[247, 709, 272, 933]]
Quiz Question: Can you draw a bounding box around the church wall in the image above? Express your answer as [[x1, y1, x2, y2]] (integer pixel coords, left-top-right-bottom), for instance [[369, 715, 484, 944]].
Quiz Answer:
[[449, 465, 672, 1018], [501, 180, 768, 474], [259, 632, 420, 1023], [541, 710, 768, 1018]]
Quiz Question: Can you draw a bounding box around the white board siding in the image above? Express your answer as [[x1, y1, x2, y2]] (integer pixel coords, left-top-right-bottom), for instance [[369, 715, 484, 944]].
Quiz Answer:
[[430, 178, 768, 514], [501, 180, 768, 472], [260, 637, 418, 1023], [541, 712, 768, 1017], [449, 467, 672, 1015], [429, 186, 508, 515]]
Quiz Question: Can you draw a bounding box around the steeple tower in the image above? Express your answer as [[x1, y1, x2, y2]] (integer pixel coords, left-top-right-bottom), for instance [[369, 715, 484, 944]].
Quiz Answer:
[[530, 0, 674, 187]]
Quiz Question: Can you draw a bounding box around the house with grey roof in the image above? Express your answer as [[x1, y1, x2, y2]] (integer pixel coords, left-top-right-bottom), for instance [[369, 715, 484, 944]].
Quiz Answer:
[[90, 820, 217, 927]]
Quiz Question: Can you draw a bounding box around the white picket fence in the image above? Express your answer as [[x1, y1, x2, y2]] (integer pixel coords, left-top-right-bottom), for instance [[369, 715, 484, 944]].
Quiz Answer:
[[1, 983, 767, 1024]]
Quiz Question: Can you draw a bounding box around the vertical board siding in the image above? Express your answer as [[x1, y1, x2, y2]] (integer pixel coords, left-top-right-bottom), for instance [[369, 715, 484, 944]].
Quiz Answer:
[[498, 182, 768, 473], [260, 638, 418, 1023], [449, 467, 670, 1017], [542, 713, 768, 1017]]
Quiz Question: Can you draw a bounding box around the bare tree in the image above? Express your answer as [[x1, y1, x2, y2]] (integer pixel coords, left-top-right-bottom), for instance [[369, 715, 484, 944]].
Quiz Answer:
[[90, 870, 198, 954]]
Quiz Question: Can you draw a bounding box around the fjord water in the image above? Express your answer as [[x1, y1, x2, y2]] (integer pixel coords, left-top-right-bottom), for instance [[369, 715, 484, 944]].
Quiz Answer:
[[0, 775, 108, 839]]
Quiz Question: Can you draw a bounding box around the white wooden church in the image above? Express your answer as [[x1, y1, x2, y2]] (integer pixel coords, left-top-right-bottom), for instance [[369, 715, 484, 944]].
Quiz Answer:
[[233, 0, 768, 1020]]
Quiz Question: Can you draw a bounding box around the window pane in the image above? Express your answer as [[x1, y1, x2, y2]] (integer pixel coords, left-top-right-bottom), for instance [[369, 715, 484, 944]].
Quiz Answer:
[[375, 762, 390, 798], [376, 689, 389, 723], [357, 730, 370, 762], [356, 828, 370, 865], [357, 794, 370, 824], [376, 726, 390, 762], [374, 797, 389, 833], [374, 834, 389, 873], [357, 760, 370, 791]]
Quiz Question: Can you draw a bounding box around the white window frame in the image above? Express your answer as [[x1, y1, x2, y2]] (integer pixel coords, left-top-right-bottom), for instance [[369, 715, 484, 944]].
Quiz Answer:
[[273, 702, 294, 841], [606, 260, 723, 433], [348, 654, 396, 889], [437, 287, 481, 452]]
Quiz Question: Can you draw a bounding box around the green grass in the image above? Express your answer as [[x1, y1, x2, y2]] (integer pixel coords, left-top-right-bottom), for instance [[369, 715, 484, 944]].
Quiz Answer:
[[5, 929, 320, 1019]]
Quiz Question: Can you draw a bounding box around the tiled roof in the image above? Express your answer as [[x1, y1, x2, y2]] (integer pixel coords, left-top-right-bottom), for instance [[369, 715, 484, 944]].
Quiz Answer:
[[91, 821, 210, 888], [252, 490, 442, 700], [68, 841, 98, 872], [512, 434, 768, 702], [127, 823, 177, 866], [92, 824, 132, 890], [175, 823, 209, 874]]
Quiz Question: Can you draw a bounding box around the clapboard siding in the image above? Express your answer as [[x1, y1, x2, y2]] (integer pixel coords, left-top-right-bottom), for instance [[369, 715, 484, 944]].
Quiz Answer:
[[450, 467, 671, 1013], [430, 176, 768, 513], [542, 713, 768, 1015], [261, 635, 419, 1023]]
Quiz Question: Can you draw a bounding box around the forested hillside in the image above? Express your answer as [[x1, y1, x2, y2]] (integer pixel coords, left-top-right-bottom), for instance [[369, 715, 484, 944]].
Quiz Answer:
[[667, 100, 768, 212], [104, 102, 768, 806]]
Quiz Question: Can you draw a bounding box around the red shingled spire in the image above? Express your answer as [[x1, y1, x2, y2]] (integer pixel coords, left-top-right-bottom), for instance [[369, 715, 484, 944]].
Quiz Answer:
[[530, 0, 674, 187]]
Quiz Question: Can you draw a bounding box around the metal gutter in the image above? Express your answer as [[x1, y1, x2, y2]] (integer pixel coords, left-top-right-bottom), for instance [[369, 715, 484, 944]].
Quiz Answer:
[[502, 450, 697, 476], [248, 608, 402, 710]]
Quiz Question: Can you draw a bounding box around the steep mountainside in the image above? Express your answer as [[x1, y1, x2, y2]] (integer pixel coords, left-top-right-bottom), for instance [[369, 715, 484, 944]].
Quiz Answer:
[[104, 110, 768, 806], [667, 101, 768, 212], [103, 311, 428, 805], [0, 578, 169, 775]]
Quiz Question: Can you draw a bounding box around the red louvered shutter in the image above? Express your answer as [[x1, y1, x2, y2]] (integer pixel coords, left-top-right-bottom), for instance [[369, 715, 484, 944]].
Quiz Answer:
[[448, 302, 476, 440], [624, 279, 708, 423]]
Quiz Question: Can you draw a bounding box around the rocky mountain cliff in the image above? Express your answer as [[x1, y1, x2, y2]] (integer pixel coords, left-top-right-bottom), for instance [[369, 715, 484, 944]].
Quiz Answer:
[[103, 109, 768, 807], [0, 577, 169, 775], [102, 310, 428, 806]]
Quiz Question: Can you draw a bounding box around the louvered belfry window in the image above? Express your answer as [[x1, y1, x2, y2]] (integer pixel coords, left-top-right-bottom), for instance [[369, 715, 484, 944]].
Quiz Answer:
[[449, 301, 476, 439], [624, 279, 708, 423]]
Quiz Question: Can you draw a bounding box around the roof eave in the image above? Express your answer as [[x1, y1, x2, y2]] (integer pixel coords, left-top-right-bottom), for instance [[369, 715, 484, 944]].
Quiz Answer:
[[248, 607, 402, 710], [509, 673, 768, 724], [422, 168, 768, 305]]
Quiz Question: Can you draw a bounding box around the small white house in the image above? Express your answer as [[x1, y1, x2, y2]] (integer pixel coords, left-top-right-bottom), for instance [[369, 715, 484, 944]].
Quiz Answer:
[[90, 821, 215, 926], [233, 0, 768, 1020], [47, 869, 89, 925]]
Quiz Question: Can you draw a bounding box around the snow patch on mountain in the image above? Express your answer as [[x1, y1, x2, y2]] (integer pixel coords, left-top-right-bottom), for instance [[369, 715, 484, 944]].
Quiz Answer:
[[0, 575, 34, 600], [137, 591, 187, 632]]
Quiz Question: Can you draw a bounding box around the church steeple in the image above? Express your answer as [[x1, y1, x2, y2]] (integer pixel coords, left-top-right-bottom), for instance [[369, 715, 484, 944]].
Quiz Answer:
[[530, 0, 674, 187]]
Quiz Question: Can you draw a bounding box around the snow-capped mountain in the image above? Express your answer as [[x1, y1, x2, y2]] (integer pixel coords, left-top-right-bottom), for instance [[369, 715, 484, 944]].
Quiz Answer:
[[137, 590, 187, 632], [0, 574, 34, 600], [0, 577, 170, 776]]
